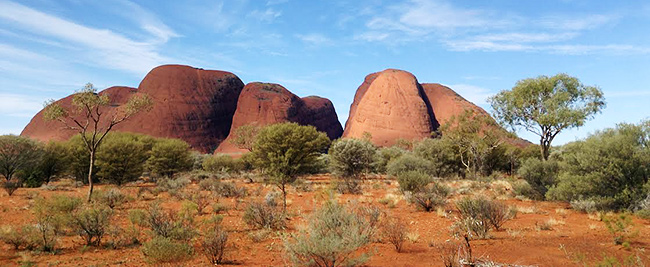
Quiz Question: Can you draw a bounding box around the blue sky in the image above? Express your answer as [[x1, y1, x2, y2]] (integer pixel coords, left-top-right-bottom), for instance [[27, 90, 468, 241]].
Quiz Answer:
[[1, 0, 649, 145]]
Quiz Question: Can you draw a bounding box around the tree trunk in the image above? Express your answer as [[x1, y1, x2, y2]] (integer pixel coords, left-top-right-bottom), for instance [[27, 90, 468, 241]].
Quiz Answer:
[[540, 139, 550, 161], [87, 150, 95, 202], [281, 183, 287, 213]]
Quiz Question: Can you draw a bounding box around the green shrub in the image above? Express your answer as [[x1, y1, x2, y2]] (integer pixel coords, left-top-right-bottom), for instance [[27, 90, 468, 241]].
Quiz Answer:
[[284, 201, 376, 267], [145, 203, 196, 241], [146, 138, 193, 178], [243, 201, 285, 230], [517, 158, 558, 200], [94, 188, 129, 209], [408, 183, 450, 212], [32, 195, 82, 251], [217, 182, 248, 198], [570, 199, 597, 213], [96, 133, 152, 185], [386, 153, 434, 177], [414, 138, 461, 178], [0, 135, 42, 182], [142, 236, 194, 263], [329, 138, 376, 178], [397, 171, 431, 193], [511, 180, 540, 200], [71, 206, 113, 246], [198, 177, 221, 191], [2, 180, 20, 196], [603, 213, 638, 247], [547, 121, 650, 211], [373, 146, 406, 174], [203, 154, 241, 173], [456, 197, 513, 239], [201, 226, 229, 265], [0, 225, 39, 250]]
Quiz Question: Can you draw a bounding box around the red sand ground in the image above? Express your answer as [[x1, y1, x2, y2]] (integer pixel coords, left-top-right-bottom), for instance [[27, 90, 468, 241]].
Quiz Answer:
[[1, 176, 648, 266]]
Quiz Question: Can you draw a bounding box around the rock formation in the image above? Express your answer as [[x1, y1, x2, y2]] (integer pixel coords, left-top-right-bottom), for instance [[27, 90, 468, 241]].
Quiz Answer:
[[215, 82, 343, 154], [22, 64, 245, 153], [342, 69, 439, 146]]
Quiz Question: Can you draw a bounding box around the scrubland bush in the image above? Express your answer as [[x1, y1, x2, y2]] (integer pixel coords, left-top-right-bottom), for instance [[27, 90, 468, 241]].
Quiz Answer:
[[146, 138, 193, 178], [33, 195, 82, 251], [455, 197, 513, 239], [145, 202, 196, 241], [201, 226, 229, 265], [95, 133, 154, 185], [243, 201, 285, 230], [603, 213, 638, 247], [511, 180, 539, 200], [217, 182, 248, 198], [383, 216, 408, 252], [397, 170, 431, 193], [142, 236, 194, 263], [71, 206, 113, 246], [284, 201, 377, 267], [414, 138, 461, 178], [0, 135, 42, 182], [37, 141, 70, 185], [570, 199, 598, 213], [203, 154, 242, 173], [387, 153, 434, 177], [409, 183, 450, 212], [329, 138, 376, 178], [0, 225, 39, 250], [518, 158, 558, 200], [373, 146, 405, 174], [2, 180, 20, 196], [94, 188, 129, 209]]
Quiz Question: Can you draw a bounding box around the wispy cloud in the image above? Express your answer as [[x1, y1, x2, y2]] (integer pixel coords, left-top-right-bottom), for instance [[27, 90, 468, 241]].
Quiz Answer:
[[296, 33, 332, 46], [248, 8, 282, 23], [0, 93, 45, 117], [539, 14, 616, 31], [0, 1, 174, 75], [446, 84, 493, 105]]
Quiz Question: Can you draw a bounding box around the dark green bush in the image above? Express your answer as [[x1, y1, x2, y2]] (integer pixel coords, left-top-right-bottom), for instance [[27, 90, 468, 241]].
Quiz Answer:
[[2, 180, 20, 196], [329, 138, 376, 178], [408, 183, 450, 212], [386, 153, 434, 177], [517, 158, 558, 200], [146, 138, 193, 178], [71, 206, 113, 246], [0, 225, 39, 250], [203, 154, 242, 173], [96, 133, 152, 185], [397, 170, 431, 193], [373, 146, 406, 174], [414, 138, 461, 178]]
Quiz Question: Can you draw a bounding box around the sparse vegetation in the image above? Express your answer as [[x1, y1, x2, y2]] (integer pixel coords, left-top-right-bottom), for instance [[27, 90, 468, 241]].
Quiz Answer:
[[383, 216, 408, 252], [141, 236, 194, 263], [243, 201, 285, 230], [201, 225, 229, 265]]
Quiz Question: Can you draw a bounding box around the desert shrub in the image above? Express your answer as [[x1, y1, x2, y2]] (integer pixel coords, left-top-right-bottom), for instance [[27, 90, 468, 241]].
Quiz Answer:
[[373, 146, 406, 174], [511, 180, 540, 200], [0, 135, 42, 182], [198, 177, 221, 191], [203, 154, 241, 173], [94, 188, 129, 209], [603, 213, 638, 247], [142, 236, 194, 263], [635, 194, 650, 219], [386, 153, 434, 177], [145, 203, 196, 241], [397, 170, 431, 193], [408, 183, 450, 212], [2, 180, 20, 196], [155, 177, 190, 197], [212, 202, 229, 214], [517, 158, 558, 200], [190, 151, 209, 171], [570, 199, 598, 213], [383, 216, 408, 252], [284, 201, 376, 267], [189, 191, 212, 215], [252, 122, 331, 210], [414, 138, 462, 178], [66, 135, 98, 184], [71, 206, 113, 246], [217, 182, 248, 198], [456, 197, 513, 234], [32, 195, 82, 251], [146, 138, 193, 178], [329, 138, 376, 178], [0, 225, 39, 250], [96, 133, 152, 185], [243, 201, 285, 230], [453, 216, 491, 240], [547, 121, 650, 211], [201, 226, 229, 265]]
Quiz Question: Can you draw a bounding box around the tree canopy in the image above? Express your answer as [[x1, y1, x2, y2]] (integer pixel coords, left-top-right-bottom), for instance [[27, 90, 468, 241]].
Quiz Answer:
[[489, 73, 605, 160]]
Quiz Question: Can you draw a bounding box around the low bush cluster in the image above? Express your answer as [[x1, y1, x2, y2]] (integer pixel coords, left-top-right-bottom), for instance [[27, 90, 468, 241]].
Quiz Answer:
[[454, 197, 514, 239]]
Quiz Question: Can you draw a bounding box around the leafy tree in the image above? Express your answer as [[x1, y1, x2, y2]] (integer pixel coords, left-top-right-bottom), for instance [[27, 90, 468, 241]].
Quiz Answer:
[[547, 121, 650, 210], [203, 154, 241, 173], [386, 153, 434, 177], [414, 138, 462, 178], [39, 141, 70, 184], [44, 83, 152, 201], [329, 138, 376, 178], [373, 146, 406, 174], [489, 73, 605, 160], [0, 135, 42, 182], [517, 158, 559, 200], [146, 138, 193, 178], [96, 133, 152, 185], [252, 123, 330, 211], [229, 123, 261, 151], [441, 109, 504, 177]]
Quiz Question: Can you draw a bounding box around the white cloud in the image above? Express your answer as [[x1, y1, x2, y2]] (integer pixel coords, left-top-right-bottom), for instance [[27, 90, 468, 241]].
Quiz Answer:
[[296, 33, 332, 46], [398, 0, 490, 30], [248, 8, 282, 23], [539, 14, 616, 31], [0, 1, 174, 75], [446, 84, 493, 105], [0, 93, 44, 117]]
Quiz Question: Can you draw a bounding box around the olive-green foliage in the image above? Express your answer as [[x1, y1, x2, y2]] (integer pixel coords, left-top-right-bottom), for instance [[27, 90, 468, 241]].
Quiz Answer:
[[414, 138, 461, 178], [66, 135, 96, 184], [201, 225, 229, 264], [511, 180, 539, 200], [143, 202, 196, 241], [456, 197, 513, 235], [284, 201, 376, 267], [2, 180, 20, 196], [243, 201, 285, 230], [142, 236, 194, 263], [203, 154, 242, 173], [603, 213, 637, 247], [517, 158, 559, 200], [386, 153, 434, 177], [33, 195, 83, 251], [230, 123, 261, 151], [37, 141, 70, 185], [0, 135, 42, 181], [147, 138, 193, 178], [373, 146, 406, 174], [93, 188, 129, 209], [71, 206, 113, 246], [396, 170, 431, 193], [489, 73, 605, 160], [252, 123, 330, 209], [329, 138, 377, 178], [547, 121, 650, 211], [96, 133, 154, 185], [0, 225, 40, 250], [408, 183, 450, 212]]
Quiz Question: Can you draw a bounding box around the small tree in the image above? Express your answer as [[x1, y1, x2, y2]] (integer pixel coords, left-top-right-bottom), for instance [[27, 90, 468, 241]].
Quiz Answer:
[[0, 135, 42, 182], [96, 133, 150, 185], [489, 73, 605, 160], [252, 123, 330, 211], [329, 138, 376, 193], [44, 83, 152, 201], [230, 123, 261, 151], [39, 141, 70, 184], [146, 138, 193, 178]]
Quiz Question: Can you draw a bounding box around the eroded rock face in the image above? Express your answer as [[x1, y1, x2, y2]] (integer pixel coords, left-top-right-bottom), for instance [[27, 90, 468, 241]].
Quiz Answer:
[[342, 69, 439, 146], [22, 64, 245, 153], [420, 83, 492, 127], [215, 82, 343, 154]]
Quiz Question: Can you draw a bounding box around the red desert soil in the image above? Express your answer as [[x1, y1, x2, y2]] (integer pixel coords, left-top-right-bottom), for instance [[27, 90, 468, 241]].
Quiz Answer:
[[21, 64, 246, 153], [215, 82, 343, 155], [1, 176, 648, 266]]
